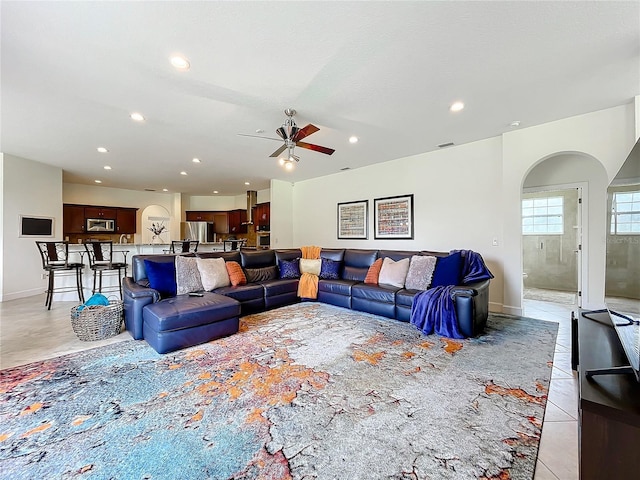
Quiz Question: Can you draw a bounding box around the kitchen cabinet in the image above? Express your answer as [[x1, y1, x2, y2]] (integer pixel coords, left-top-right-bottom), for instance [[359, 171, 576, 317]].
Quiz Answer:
[[85, 206, 117, 219], [63, 205, 86, 233], [185, 211, 216, 222], [116, 208, 137, 234], [228, 209, 247, 234], [253, 202, 270, 228]]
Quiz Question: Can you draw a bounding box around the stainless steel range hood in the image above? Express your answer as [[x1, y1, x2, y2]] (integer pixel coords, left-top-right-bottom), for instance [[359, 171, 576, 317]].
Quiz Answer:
[[244, 190, 257, 224]]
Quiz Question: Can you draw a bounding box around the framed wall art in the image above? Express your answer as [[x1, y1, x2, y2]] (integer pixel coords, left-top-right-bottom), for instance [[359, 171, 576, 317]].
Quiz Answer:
[[374, 194, 414, 239], [337, 200, 368, 239]]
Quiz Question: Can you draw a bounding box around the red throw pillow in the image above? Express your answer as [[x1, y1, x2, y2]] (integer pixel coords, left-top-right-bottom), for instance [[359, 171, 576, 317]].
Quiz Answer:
[[364, 258, 383, 284], [225, 261, 247, 286]]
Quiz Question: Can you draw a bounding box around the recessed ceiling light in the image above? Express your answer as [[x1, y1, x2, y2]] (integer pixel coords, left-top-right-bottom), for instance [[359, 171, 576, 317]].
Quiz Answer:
[[450, 101, 464, 112], [349, 136, 358, 144], [170, 55, 190, 71], [510, 120, 521, 127], [130, 112, 145, 122], [244, 182, 250, 185], [94, 180, 102, 184], [162, 188, 168, 192], [97, 147, 108, 153], [180, 171, 187, 176], [103, 165, 112, 170], [192, 158, 201, 163], [213, 190, 219, 194]]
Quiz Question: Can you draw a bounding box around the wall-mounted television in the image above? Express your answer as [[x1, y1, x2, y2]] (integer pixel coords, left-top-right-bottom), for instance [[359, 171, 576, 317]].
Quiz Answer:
[[19, 215, 54, 237]]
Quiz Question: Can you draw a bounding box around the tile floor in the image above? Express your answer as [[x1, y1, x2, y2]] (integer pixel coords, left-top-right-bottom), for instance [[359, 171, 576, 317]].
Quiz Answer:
[[0, 294, 578, 479]]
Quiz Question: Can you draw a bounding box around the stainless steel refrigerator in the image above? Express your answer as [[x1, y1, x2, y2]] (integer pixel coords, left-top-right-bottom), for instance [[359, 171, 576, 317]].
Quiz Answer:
[[180, 222, 216, 243]]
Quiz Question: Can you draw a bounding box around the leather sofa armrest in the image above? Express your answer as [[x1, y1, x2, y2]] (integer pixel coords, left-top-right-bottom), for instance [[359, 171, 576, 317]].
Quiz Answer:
[[123, 277, 160, 340], [449, 279, 490, 298], [451, 279, 491, 338]]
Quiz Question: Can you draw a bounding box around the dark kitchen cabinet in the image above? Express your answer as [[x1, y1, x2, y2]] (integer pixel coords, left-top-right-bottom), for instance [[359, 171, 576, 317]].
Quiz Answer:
[[253, 202, 270, 228], [228, 209, 247, 234], [116, 208, 137, 234], [185, 211, 216, 222], [85, 206, 117, 219], [63, 205, 86, 234]]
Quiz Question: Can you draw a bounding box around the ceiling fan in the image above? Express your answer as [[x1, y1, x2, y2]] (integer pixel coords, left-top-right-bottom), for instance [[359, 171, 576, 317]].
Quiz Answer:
[[239, 109, 335, 167]]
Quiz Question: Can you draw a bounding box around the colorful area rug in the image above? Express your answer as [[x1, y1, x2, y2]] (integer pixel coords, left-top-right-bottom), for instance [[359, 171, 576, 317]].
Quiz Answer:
[[0, 303, 557, 479]]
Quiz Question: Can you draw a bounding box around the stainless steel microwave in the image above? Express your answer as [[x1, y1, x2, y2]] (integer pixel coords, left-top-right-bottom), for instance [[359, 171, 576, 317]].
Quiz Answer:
[[86, 218, 116, 232]]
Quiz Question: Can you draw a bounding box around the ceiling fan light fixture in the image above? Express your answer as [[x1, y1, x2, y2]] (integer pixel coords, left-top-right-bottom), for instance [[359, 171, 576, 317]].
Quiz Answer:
[[284, 161, 294, 171], [279, 157, 285, 166]]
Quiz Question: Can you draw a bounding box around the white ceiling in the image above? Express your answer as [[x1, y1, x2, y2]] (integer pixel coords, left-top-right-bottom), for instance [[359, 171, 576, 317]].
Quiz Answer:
[[2, 1, 639, 196]]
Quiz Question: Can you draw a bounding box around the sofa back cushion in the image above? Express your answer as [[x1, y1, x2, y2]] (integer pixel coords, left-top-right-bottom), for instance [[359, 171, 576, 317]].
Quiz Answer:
[[275, 249, 302, 263], [196, 251, 241, 263], [378, 250, 419, 262], [342, 249, 378, 282], [245, 266, 278, 283], [241, 249, 276, 269], [144, 258, 177, 298], [320, 248, 345, 262]]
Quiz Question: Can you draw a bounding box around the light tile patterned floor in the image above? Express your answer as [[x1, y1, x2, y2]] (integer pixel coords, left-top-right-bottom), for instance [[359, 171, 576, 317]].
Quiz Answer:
[[0, 294, 578, 479]]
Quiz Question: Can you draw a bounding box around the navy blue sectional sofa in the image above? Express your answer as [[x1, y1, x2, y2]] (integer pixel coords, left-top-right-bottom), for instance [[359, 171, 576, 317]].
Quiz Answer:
[[123, 248, 490, 353]]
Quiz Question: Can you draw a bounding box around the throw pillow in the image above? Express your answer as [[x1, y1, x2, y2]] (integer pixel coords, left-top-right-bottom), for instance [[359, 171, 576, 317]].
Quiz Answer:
[[364, 258, 383, 284], [278, 258, 301, 279], [144, 259, 177, 298], [378, 257, 410, 288], [404, 255, 438, 290], [245, 265, 278, 283], [431, 251, 463, 287], [175, 255, 203, 295], [299, 258, 321, 276], [196, 257, 231, 291], [319, 258, 341, 279], [225, 261, 247, 286]]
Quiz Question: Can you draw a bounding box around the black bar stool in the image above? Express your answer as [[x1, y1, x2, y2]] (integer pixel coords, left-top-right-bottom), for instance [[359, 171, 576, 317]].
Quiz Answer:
[[84, 241, 128, 298], [168, 240, 199, 253], [36, 241, 85, 310]]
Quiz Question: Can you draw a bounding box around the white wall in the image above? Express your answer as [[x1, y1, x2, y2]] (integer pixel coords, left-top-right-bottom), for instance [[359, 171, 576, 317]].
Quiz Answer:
[[292, 137, 505, 309], [270, 179, 294, 249], [186, 189, 271, 211], [0, 153, 4, 299], [2, 155, 63, 300], [291, 103, 637, 314]]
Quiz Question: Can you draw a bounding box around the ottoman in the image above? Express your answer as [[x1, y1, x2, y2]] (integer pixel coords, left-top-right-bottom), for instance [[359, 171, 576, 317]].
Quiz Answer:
[[142, 292, 241, 354]]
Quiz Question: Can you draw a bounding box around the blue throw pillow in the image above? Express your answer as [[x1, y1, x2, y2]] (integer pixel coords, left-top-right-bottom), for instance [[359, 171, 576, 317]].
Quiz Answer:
[[430, 252, 463, 287], [278, 258, 301, 279], [319, 258, 341, 280], [144, 259, 177, 298]]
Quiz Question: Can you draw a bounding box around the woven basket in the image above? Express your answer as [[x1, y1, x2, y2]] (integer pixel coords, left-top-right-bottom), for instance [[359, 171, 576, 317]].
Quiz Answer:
[[70, 299, 123, 341]]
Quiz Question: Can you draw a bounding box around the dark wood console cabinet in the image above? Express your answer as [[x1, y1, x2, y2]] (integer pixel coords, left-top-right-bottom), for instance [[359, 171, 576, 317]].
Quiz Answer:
[[575, 309, 640, 479]]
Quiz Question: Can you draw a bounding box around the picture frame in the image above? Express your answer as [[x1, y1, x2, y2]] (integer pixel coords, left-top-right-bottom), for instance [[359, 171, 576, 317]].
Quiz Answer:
[[374, 194, 414, 239], [337, 200, 368, 239]]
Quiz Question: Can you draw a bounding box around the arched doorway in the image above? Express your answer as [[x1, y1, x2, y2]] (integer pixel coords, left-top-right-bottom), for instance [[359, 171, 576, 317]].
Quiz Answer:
[[141, 205, 171, 244]]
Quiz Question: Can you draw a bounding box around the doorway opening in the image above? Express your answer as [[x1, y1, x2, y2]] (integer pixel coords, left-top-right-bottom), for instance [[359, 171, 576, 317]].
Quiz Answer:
[[521, 186, 583, 313]]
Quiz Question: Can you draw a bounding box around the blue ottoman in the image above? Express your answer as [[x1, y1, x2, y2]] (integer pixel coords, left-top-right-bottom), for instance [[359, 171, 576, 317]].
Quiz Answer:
[[142, 292, 241, 354]]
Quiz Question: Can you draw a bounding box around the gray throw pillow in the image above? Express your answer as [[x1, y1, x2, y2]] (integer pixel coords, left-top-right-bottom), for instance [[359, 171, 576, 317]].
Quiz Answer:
[[404, 255, 437, 290], [175, 255, 203, 295]]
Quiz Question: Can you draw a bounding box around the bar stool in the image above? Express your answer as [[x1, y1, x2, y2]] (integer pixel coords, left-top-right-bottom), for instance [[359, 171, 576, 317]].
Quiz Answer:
[[168, 240, 199, 254], [36, 241, 85, 310], [84, 241, 128, 298], [223, 239, 247, 251]]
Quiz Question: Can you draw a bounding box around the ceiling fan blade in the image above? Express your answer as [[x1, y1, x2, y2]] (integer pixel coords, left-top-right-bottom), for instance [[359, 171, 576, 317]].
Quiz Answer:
[[296, 141, 335, 155], [269, 144, 287, 158], [293, 124, 320, 141], [237, 133, 281, 142]]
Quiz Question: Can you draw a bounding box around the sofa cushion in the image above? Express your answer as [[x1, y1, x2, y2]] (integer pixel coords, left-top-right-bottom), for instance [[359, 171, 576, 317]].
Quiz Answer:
[[196, 257, 231, 291], [364, 258, 383, 284], [396, 288, 419, 307], [300, 258, 321, 275], [320, 248, 346, 262], [196, 251, 241, 263], [175, 255, 203, 295], [275, 249, 303, 263], [404, 255, 437, 290], [144, 258, 177, 298], [214, 283, 265, 302], [378, 257, 410, 288], [431, 251, 463, 287], [262, 278, 299, 297], [245, 265, 278, 283], [241, 249, 276, 269], [318, 279, 358, 296], [225, 261, 247, 286], [342, 249, 378, 281], [278, 258, 301, 279], [143, 292, 239, 332], [352, 283, 400, 303], [319, 258, 341, 279]]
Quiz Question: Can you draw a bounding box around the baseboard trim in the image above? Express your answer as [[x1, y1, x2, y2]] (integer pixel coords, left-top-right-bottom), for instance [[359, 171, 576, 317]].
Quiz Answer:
[[488, 301, 504, 313], [502, 305, 523, 317], [2, 287, 44, 302]]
